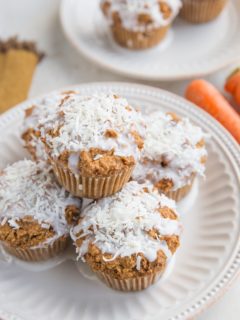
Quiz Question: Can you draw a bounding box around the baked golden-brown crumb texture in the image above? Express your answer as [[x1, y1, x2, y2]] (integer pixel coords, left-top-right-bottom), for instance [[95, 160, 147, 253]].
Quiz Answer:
[[0, 217, 55, 249], [81, 244, 169, 279], [0, 204, 79, 249], [55, 148, 136, 177]]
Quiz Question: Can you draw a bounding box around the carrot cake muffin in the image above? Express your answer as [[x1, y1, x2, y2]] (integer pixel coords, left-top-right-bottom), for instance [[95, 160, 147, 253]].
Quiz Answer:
[[0, 160, 81, 261], [132, 111, 207, 201], [38, 93, 146, 199], [71, 181, 181, 291], [180, 0, 228, 23], [21, 91, 78, 161], [100, 0, 182, 49]]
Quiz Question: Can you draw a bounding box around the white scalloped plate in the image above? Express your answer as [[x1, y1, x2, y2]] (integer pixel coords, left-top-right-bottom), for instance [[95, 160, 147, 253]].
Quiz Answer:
[[0, 83, 240, 320], [60, 0, 240, 80]]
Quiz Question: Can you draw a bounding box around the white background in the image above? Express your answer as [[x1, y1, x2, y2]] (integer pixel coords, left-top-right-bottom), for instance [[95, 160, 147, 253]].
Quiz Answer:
[[0, 0, 239, 319]]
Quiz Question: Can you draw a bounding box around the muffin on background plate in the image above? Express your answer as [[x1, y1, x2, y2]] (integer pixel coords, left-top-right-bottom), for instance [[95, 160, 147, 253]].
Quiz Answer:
[[100, 0, 182, 49], [71, 181, 181, 291], [132, 111, 207, 201], [180, 0, 228, 23], [0, 160, 81, 261], [38, 93, 146, 199]]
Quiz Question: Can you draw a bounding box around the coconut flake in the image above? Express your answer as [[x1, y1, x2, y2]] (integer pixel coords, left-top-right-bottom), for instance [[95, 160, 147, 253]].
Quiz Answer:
[[136, 255, 142, 270], [8, 219, 19, 229]]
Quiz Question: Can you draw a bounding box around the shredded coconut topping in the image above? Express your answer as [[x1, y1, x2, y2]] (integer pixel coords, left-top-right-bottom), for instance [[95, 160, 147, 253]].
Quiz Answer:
[[0, 160, 81, 239], [133, 111, 207, 190], [38, 93, 146, 164], [21, 92, 75, 161], [101, 0, 182, 31], [72, 181, 181, 263]]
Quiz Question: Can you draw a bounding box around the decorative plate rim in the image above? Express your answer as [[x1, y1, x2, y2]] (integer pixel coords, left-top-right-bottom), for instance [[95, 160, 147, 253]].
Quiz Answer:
[[0, 82, 239, 320], [59, 0, 240, 81]]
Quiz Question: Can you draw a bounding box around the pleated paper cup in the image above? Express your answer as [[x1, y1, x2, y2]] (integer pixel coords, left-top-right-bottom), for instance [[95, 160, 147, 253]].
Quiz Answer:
[[180, 0, 228, 23], [96, 271, 162, 291], [165, 174, 195, 202], [2, 235, 69, 262], [51, 160, 134, 199], [111, 25, 169, 50]]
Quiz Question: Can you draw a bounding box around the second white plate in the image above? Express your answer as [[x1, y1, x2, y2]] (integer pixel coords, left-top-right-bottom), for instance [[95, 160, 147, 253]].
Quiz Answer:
[[60, 0, 240, 81]]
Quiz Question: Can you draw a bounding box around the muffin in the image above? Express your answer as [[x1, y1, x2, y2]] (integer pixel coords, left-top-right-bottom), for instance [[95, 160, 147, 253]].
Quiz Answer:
[[100, 0, 182, 49], [132, 111, 207, 201], [0, 160, 81, 261], [71, 181, 181, 291], [38, 93, 146, 199], [21, 90, 78, 161], [180, 0, 228, 23]]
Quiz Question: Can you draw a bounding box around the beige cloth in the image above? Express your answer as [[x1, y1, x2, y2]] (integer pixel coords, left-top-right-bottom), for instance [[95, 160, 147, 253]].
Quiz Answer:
[[0, 49, 38, 113]]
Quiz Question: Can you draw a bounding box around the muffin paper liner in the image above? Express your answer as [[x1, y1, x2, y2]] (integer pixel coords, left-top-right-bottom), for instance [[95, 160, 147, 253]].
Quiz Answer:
[[111, 25, 169, 50], [96, 270, 162, 291], [2, 235, 68, 262], [51, 160, 134, 199], [180, 0, 228, 23], [165, 174, 195, 202]]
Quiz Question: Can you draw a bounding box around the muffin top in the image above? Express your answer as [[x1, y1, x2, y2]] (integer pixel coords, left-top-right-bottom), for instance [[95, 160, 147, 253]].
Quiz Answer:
[[133, 111, 207, 192], [0, 160, 81, 248], [38, 93, 145, 176], [21, 91, 78, 161], [101, 0, 182, 32], [71, 181, 181, 278]]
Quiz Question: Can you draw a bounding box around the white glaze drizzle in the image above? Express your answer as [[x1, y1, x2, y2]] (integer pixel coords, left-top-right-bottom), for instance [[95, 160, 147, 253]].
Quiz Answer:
[[71, 181, 181, 263], [101, 0, 182, 32], [133, 111, 207, 190]]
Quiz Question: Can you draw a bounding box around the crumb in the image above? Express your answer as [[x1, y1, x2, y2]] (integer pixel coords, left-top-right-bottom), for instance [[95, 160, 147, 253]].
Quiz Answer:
[[158, 206, 177, 220], [166, 112, 181, 122], [65, 205, 80, 225], [159, 2, 172, 19], [155, 178, 174, 193], [25, 105, 35, 118], [138, 13, 153, 24], [105, 129, 118, 138], [196, 139, 205, 148], [131, 130, 144, 150]]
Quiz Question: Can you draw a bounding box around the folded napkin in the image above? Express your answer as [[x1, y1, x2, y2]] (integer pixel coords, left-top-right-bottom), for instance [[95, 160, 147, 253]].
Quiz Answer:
[[0, 37, 44, 113]]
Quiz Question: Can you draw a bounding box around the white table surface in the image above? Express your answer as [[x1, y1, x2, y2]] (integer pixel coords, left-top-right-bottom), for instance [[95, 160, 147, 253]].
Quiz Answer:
[[0, 0, 239, 319]]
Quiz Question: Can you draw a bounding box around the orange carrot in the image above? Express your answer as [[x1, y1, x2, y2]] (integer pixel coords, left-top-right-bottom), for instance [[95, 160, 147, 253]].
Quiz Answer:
[[185, 79, 240, 143], [236, 83, 240, 107], [225, 68, 240, 105]]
